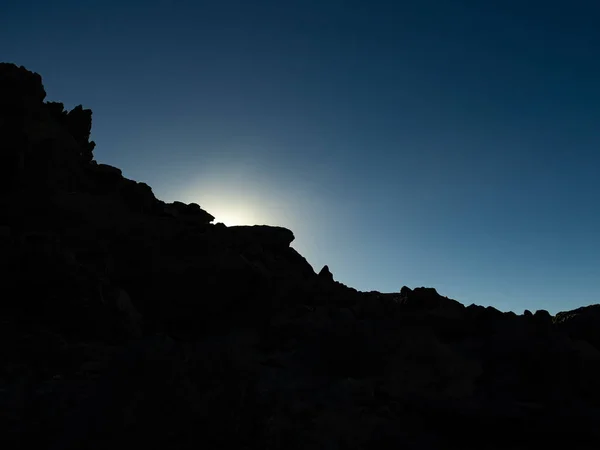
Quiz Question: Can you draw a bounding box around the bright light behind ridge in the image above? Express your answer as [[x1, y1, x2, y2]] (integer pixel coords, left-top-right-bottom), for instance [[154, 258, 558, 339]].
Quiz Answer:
[[175, 162, 277, 226], [174, 163, 328, 266], [207, 203, 261, 226], [178, 178, 275, 227], [173, 168, 337, 285]]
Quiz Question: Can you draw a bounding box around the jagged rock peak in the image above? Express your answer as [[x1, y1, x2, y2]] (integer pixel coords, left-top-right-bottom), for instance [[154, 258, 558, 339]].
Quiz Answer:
[[318, 264, 334, 282]]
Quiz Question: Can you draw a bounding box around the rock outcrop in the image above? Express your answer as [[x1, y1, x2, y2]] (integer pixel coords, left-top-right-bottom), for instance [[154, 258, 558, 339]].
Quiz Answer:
[[3, 63, 600, 449], [318, 264, 334, 282]]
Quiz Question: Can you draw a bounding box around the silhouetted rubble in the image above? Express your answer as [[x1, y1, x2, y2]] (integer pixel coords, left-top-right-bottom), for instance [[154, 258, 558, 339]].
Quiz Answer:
[[3, 62, 600, 449]]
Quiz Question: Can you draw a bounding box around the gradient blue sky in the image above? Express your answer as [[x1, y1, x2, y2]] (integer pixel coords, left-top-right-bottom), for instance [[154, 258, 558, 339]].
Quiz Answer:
[[2, 0, 600, 314]]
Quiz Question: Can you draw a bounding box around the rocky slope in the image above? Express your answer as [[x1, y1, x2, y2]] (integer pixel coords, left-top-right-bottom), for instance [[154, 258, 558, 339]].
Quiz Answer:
[[3, 62, 600, 449]]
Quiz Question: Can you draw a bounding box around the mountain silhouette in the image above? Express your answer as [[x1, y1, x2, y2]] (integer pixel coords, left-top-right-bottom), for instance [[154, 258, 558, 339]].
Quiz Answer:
[[2, 62, 600, 449]]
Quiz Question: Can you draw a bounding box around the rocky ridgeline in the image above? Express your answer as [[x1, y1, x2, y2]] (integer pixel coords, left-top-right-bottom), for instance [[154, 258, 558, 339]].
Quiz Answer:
[[2, 62, 600, 449]]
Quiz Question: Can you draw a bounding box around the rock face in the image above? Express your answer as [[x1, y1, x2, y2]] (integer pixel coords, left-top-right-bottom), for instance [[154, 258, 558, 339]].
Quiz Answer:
[[3, 62, 600, 449]]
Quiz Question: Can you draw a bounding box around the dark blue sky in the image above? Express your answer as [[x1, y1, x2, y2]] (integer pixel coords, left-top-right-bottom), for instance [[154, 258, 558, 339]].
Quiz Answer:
[[3, 0, 600, 313]]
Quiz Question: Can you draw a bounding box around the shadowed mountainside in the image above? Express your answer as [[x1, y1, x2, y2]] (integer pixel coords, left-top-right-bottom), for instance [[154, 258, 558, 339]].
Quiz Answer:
[[3, 62, 600, 449]]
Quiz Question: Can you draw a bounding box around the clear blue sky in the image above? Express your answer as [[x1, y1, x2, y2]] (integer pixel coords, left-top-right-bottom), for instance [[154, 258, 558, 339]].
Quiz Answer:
[[2, 0, 600, 314]]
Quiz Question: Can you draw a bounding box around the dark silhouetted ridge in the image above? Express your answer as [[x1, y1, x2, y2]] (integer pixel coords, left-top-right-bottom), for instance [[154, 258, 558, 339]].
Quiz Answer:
[[2, 63, 600, 450]]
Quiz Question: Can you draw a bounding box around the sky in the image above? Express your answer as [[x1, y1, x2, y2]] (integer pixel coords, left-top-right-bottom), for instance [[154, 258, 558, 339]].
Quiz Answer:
[[2, 0, 600, 314]]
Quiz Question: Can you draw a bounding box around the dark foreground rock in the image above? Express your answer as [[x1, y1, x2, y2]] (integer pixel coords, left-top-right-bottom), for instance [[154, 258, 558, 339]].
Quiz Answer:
[[3, 63, 600, 449]]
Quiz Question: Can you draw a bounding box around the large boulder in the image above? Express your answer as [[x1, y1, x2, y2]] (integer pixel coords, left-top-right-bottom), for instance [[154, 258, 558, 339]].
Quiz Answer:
[[399, 286, 439, 308], [228, 225, 295, 250], [163, 200, 214, 225]]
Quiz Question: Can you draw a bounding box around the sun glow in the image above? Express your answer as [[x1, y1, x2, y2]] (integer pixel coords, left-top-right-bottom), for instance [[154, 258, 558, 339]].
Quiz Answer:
[[209, 204, 260, 226], [176, 164, 314, 230], [179, 183, 268, 226]]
